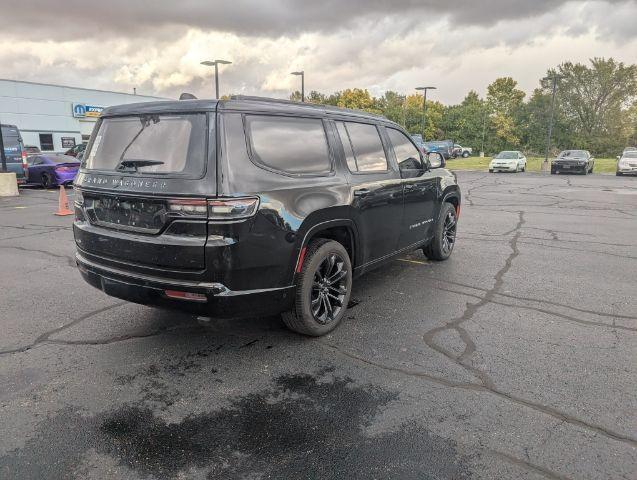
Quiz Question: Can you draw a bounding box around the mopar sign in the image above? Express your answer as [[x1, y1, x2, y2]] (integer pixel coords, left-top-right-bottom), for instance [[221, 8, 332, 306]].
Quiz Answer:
[[72, 103, 104, 118]]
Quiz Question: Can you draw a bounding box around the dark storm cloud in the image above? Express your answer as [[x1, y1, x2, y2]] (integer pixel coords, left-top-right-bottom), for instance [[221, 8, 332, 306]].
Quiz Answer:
[[0, 0, 628, 40]]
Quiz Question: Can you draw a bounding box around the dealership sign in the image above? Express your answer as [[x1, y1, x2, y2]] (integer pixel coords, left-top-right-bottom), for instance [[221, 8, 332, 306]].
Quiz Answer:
[[72, 103, 104, 118]]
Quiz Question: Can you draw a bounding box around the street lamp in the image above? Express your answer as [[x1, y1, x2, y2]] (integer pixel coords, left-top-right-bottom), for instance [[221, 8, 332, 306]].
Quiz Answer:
[[290, 71, 305, 102], [415, 86, 436, 140], [0, 118, 7, 172], [201, 59, 232, 99], [542, 74, 563, 171]]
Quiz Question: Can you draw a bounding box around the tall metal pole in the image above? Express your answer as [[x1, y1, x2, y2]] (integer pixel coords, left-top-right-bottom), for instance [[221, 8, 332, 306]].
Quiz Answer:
[[422, 89, 428, 140], [214, 62, 219, 100], [0, 120, 7, 172], [291, 71, 305, 102], [301, 72, 305, 102], [543, 75, 560, 170]]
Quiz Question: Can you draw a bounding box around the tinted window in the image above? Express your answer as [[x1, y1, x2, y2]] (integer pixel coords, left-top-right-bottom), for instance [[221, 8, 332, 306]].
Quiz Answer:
[[39, 134, 54, 151], [387, 128, 422, 171], [83, 114, 206, 176], [245, 115, 331, 175], [335, 122, 358, 172], [343, 122, 388, 172]]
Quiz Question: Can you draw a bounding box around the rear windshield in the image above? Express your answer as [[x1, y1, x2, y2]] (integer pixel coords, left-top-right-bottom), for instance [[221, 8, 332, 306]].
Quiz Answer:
[[83, 113, 207, 176]]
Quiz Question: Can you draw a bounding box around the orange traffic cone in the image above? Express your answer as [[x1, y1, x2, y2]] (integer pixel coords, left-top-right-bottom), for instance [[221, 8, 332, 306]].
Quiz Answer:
[[55, 186, 73, 216]]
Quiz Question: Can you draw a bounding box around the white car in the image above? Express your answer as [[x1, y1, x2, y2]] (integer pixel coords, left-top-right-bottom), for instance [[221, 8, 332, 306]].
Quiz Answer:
[[616, 150, 637, 176], [489, 151, 527, 173]]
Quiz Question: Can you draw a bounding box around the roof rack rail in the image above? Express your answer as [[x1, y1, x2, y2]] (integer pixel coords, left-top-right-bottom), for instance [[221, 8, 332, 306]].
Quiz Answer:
[[228, 95, 384, 118]]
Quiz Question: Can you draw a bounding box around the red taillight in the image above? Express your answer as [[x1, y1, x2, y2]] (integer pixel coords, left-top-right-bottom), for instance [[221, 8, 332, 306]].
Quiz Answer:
[[56, 166, 71, 172], [21, 151, 27, 169], [166, 197, 260, 220], [207, 197, 259, 220], [164, 290, 207, 302]]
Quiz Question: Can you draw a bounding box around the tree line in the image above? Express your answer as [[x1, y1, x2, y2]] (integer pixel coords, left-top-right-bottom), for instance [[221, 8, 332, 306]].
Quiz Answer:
[[289, 58, 637, 157]]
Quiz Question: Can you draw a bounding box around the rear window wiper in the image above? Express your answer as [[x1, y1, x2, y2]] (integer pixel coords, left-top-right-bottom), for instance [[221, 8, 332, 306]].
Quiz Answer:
[[116, 159, 165, 172]]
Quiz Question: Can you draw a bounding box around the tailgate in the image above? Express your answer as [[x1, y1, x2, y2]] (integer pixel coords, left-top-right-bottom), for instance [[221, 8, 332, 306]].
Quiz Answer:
[[76, 192, 207, 270]]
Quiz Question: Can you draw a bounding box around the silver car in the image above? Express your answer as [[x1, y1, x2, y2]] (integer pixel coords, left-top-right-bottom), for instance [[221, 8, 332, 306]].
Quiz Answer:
[[616, 150, 637, 176], [489, 151, 527, 173]]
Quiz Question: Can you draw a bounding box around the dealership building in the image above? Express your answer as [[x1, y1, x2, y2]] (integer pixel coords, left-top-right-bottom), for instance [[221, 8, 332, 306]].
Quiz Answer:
[[0, 79, 167, 152]]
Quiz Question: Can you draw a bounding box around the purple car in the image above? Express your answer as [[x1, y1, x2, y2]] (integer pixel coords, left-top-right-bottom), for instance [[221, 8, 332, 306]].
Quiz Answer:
[[26, 154, 80, 188]]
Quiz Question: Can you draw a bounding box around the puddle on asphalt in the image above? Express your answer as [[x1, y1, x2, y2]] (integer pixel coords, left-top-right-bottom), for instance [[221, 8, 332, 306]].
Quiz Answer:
[[1, 369, 471, 479]]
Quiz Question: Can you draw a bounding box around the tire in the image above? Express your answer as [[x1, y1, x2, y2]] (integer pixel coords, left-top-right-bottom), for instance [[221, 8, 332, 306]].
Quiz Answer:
[[42, 173, 53, 189], [423, 202, 457, 262], [489, 169, 494, 173], [462, 151, 469, 158], [581, 167, 587, 175], [616, 172, 622, 176], [551, 168, 556, 175], [282, 239, 352, 336]]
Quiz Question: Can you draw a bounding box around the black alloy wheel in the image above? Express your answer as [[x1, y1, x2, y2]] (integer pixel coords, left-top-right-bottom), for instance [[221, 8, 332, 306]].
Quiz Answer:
[[311, 253, 348, 325], [282, 238, 352, 336], [42, 173, 52, 189], [423, 202, 458, 261], [441, 209, 457, 256]]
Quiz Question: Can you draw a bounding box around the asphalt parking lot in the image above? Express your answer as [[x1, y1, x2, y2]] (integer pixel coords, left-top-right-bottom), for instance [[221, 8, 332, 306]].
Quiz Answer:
[[1, 171, 635, 479]]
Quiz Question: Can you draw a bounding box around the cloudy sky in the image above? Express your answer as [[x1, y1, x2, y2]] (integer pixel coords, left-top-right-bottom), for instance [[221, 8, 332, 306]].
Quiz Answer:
[[1, 0, 636, 104]]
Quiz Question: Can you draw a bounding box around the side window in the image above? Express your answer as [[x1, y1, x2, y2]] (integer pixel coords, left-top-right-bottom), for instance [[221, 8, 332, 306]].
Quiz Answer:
[[387, 128, 423, 172], [341, 122, 388, 172], [32, 156, 43, 165], [39, 134, 54, 151], [244, 115, 331, 175], [335, 122, 357, 172]]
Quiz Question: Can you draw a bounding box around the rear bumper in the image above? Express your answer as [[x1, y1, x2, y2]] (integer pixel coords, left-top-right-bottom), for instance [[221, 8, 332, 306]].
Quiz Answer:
[[76, 252, 295, 318]]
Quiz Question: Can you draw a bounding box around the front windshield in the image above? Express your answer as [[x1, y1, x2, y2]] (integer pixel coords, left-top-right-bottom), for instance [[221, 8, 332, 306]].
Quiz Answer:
[[496, 151, 518, 159], [622, 151, 637, 158], [559, 150, 587, 158]]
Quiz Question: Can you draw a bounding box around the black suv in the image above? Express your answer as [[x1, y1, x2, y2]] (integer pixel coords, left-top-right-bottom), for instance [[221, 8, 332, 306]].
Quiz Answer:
[[74, 97, 461, 336]]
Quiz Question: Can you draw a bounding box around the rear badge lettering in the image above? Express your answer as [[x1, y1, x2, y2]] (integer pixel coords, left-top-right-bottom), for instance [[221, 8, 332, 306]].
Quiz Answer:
[[83, 175, 167, 190]]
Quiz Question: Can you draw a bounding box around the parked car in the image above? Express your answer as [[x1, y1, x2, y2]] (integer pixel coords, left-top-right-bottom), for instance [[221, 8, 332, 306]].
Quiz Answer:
[[65, 143, 86, 157], [551, 150, 594, 175], [423, 140, 454, 160], [26, 154, 80, 187], [24, 145, 41, 155], [74, 97, 461, 336], [453, 144, 472, 158], [489, 151, 527, 173], [0, 124, 28, 184], [616, 150, 637, 176]]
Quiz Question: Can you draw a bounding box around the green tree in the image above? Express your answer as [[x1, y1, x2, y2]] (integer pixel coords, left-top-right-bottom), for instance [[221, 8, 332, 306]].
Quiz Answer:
[[336, 88, 380, 113], [550, 58, 637, 154], [486, 77, 526, 151]]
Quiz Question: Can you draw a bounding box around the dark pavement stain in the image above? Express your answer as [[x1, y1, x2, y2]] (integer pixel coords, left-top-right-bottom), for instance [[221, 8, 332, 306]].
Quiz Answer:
[[0, 371, 471, 479]]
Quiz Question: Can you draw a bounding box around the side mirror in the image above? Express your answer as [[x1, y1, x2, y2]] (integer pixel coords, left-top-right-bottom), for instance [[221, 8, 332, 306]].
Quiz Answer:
[[616, 156, 621, 160], [427, 152, 444, 169]]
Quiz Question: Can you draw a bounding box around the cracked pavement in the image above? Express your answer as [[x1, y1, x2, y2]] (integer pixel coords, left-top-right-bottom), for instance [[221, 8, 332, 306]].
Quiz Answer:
[[1, 173, 636, 479]]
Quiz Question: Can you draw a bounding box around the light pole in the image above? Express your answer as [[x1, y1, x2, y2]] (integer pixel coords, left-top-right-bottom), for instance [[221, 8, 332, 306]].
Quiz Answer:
[[415, 86, 436, 140], [0, 119, 7, 172], [542, 74, 563, 171], [201, 59, 232, 99], [291, 71, 305, 102]]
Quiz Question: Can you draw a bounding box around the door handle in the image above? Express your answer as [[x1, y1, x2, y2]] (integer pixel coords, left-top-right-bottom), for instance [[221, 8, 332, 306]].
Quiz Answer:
[[354, 188, 370, 197], [404, 184, 416, 191]]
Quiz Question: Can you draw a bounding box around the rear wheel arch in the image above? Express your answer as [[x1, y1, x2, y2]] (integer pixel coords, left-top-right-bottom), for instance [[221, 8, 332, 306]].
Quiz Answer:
[[294, 219, 359, 278]]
